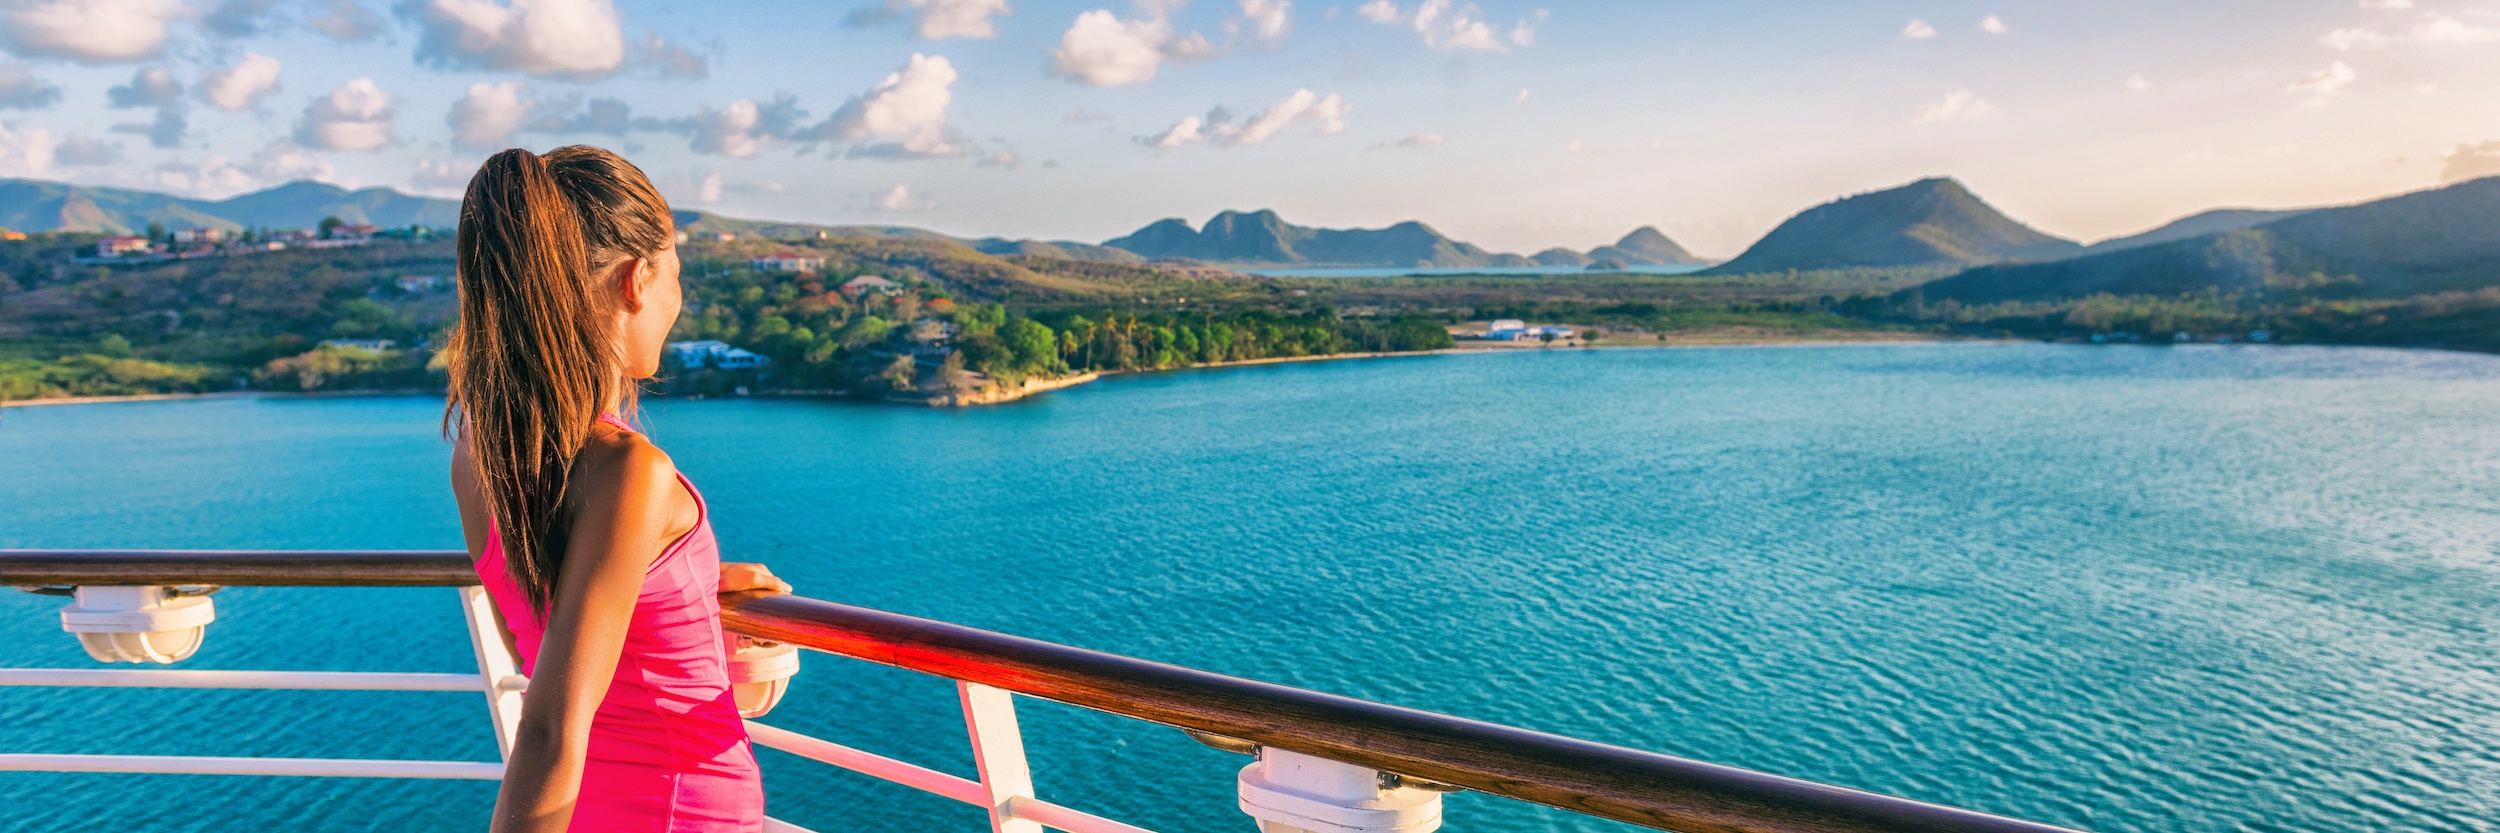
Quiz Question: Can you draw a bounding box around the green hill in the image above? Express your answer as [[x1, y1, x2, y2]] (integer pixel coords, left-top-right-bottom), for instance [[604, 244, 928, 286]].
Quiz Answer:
[[0, 179, 459, 234], [2082, 207, 2312, 255], [1587, 226, 1707, 265], [1906, 177, 2500, 303], [1704, 177, 2081, 275], [1101, 209, 1535, 268]]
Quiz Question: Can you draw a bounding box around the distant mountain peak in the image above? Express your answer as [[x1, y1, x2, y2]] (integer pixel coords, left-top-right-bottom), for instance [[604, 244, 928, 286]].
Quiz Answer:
[[1103, 208, 1524, 268], [1704, 177, 2079, 274]]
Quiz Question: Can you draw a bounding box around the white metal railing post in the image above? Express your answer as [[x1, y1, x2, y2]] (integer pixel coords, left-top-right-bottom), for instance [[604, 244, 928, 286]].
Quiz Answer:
[[459, 586, 526, 757], [959, 681, 1045, 833]]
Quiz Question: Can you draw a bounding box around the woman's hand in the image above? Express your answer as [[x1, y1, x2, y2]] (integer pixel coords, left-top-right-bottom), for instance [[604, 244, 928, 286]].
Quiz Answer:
[[720, 562, 791, 596]]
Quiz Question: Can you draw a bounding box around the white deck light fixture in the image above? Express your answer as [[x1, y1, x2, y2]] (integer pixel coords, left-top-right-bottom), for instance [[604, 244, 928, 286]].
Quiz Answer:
[[1238, 747, 1446, 833], [59, 586, 217, 664], [727, 635, 798, 718]]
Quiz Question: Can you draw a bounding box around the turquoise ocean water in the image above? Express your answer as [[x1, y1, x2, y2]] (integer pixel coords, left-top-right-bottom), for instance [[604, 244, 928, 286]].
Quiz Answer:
[[3, 344, 2497, 833]]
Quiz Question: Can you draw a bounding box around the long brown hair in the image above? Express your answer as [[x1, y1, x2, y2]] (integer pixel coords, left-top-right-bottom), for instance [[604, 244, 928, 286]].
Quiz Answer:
[[445, 146, 673, 614]]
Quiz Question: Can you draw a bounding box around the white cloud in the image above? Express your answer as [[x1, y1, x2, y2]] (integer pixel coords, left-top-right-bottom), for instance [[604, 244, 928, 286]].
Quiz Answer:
[[1513, 88, 1531, 105], [295, 77, 396, 151], [2412, 15, 2499, 44], [2124, 74, 2151, 92], [412, 157, 474, 193], [448, 81, 530, 150], [2286, 60, 2356, 103], [901, 0, 1011, 39], [0, 0, 181, 63], [820, 53, 970, 158], [2443, 140, 2500, 183], [0, 65, 55, 110], [147, 141, 333, 196], [1354, 0, 1514, 51], [697, 170, 721, 202], [1367, 133, 1441, 150], [1913, 89, 1992, 123], [2358, 0, 2412, 8], [1901, 18, 1937, 39], [690, 99, 763, 157], [631, 32, 707, 78], [54, 132, 116, 165], [105, 65, 177, 108], [1218, 88, 1347, 145], [198, 53, 282, 111], [1234, 0, 1289, 43], [405, 0, 628, 80], [870, 183, 937, 211], [308, 0, 389, 41], [1411, 0, 1501, 50], [1980, 14, 2007, 34], [2319, 27, 2391, 50], [0, 120, 53, 176], [1140, 116, 1203, 148], [1049, 3, 1216, 86]]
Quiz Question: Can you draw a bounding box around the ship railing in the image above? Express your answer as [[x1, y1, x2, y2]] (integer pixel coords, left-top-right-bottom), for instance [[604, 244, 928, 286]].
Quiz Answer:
[[0, 550, 2084, 833]]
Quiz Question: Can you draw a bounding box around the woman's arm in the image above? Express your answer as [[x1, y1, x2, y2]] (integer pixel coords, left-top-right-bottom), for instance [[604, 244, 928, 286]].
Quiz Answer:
[[450, 438, 523, 662], [488, 434, 690, 833]]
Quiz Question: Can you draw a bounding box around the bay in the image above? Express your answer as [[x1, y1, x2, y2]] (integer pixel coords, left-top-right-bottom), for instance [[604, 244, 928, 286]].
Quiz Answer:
[[3, 343, 2497, 833]]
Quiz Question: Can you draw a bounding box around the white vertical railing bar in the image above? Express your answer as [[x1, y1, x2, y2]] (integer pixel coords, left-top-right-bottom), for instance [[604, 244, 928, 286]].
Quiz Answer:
[[0, 753, 504, 780], [961, 682, 1046, 833], [743, 721, 989, 805], [460, 585, 527, 758], [0, 668, 484, 690]]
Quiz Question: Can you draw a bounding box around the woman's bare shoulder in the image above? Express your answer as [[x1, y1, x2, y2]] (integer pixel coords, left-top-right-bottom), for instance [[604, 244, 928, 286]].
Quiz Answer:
[[569, 424, 681, 508]]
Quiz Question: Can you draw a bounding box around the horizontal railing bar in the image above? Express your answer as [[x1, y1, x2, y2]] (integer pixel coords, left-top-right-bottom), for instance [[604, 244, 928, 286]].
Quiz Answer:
[[0, 753, 502, 780], [744, 723, 1155, 833], [0, 668, 487, 691], [1004, 796, 1161, 833], [744, 722, 987, 806], [722, 593, 2082, 833], [0, 549, 477, 587]]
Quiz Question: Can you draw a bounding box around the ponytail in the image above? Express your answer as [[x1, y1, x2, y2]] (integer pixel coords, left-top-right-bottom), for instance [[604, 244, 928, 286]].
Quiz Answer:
[[445, 146, 672, 615]]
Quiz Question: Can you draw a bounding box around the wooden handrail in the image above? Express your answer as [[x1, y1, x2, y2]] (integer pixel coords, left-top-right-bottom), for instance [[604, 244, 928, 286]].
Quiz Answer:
[[0, 550, 478, 587], [1, 550, 2082, 833]]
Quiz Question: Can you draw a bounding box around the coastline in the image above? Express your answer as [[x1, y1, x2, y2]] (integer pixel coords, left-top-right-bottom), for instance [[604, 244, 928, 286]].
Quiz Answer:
[[0, 330, 1947, 410]]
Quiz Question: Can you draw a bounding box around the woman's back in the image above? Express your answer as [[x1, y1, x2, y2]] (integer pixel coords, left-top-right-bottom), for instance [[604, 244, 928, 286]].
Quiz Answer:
[[474, 415, 763, 832]]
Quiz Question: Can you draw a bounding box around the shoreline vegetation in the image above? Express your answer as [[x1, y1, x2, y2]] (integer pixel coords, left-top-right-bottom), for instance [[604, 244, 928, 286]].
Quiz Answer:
[[0, 331, 1956, 409]]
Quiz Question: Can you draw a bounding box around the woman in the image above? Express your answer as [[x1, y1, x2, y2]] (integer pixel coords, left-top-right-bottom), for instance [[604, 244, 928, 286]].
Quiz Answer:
[[444, 145, 786, 833]]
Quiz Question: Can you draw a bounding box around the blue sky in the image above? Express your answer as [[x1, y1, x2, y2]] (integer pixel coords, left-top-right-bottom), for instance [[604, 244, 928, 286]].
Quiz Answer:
[[0, 0, 2491, 256]]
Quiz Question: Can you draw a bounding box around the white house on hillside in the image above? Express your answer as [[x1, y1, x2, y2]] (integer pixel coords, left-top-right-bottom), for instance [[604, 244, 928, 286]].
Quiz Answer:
[[666, 340, 770, 370], [751, 252, 825, 273]]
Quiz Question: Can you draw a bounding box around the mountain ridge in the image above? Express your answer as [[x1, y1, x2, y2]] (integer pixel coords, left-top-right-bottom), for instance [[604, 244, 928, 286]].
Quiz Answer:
[[1704, 177, 2082, 275], [1098, 210, 1705, 269], [1904, 177, 2500, 303], [0, 178, 460, 234]]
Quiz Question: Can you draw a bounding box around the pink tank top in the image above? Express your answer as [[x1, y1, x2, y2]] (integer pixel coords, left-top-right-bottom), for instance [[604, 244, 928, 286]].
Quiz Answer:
[[474, 413, 764, 832]]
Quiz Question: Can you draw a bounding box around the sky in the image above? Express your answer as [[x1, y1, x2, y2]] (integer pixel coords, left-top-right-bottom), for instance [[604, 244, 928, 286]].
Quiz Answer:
[[0, 0, 2490, 257]]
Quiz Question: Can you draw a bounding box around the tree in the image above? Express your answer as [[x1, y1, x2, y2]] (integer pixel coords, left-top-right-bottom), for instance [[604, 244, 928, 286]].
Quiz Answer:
[[938, 351, 971, 391], [318, 216, 345, 239], [1584, 329, 1605, 343], [145, 222, 167, 244], [881, 354, 916, 391], [1001, 318, 1059, 374]]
